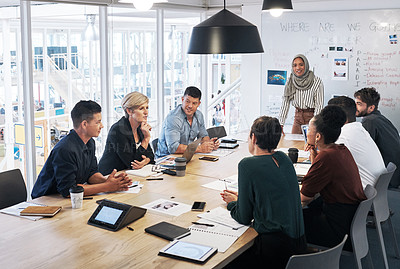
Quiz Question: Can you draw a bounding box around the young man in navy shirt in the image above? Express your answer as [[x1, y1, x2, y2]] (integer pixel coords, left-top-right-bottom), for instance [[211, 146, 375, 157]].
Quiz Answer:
[[32, 100, 132, 198]]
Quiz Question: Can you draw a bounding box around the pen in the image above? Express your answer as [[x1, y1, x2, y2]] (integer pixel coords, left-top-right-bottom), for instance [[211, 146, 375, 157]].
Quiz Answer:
[[192, 222, 214, 227], [129, 184, 138, 188], [83, 197, 93, 200], [146, 178, 163, 180], [224, 181, 228, 190]]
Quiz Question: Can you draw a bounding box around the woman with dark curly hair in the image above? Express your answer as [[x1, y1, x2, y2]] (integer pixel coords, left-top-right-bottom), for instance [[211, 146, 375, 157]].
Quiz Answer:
[[301, 105, 366, 250]]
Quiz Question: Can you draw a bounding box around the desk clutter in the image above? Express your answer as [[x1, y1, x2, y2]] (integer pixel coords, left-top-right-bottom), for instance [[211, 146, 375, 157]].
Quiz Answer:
[[0, 137, 307, 268], [0, 201, 57, 221]]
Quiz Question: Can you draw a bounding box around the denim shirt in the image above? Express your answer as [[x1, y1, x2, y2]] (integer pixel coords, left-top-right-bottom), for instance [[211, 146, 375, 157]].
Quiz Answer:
[[156, 105, 208, 158]]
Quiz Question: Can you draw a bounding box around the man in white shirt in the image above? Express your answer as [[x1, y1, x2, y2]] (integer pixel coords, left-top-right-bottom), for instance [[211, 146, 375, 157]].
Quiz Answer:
[[328, 96, 386, 188]]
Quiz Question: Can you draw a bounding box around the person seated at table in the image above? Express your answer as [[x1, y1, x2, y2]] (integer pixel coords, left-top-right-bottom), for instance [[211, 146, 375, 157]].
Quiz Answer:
[[99, 92, 155, 175], [156, 86, 219, 158], [328, 96, 385, 188], [31, 100, 132, 199], [354, 87, 400, 188], [301, 105, 366, 250], [221, 116, 307, 269]]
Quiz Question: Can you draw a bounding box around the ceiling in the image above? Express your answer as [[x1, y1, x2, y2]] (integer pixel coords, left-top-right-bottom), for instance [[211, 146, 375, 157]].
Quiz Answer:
[[0, 0, 399, 11]]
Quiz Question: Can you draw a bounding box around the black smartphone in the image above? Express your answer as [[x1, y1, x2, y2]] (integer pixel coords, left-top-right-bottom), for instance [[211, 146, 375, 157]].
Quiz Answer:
[[191, 201, 206, 211], [199, 156, 219, 162]]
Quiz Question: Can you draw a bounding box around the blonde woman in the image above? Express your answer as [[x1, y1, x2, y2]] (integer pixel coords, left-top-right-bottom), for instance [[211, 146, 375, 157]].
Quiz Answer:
[[99, 92, 154, 175]]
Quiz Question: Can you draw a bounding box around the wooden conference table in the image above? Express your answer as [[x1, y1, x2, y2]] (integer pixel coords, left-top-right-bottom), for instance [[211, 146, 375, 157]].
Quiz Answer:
[[0, 136, 304, 269]]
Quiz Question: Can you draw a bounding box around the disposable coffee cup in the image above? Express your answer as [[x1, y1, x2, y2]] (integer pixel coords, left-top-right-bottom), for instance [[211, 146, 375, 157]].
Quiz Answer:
[[288, 148, 299, 163], [69, 185, 84, 209], [175, 157, 187, 177]]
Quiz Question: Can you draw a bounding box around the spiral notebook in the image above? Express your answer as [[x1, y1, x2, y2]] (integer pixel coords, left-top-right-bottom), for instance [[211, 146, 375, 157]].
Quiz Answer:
[[181, 221, 249, 252]]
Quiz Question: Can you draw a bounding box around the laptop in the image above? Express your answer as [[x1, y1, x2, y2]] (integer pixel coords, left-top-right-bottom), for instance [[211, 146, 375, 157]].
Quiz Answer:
[[182, 139, 202, 163], [301, 125, 309, 143]]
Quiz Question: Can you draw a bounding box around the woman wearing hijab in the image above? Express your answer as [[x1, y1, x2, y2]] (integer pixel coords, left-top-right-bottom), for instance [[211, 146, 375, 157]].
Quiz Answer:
[[278, 54, 324, 134]]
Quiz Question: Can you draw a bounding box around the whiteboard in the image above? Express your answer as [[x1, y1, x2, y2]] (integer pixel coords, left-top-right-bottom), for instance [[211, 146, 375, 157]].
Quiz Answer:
[[261, 9, 400, 131]]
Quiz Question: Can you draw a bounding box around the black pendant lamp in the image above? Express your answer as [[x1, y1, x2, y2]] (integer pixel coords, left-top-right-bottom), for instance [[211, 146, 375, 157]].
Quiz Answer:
[[187, 0, 264, 54], [262, 0, 293, 10]]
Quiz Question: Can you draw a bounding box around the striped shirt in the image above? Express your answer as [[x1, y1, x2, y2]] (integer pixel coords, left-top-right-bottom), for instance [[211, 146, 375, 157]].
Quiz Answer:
[[278, 76, 324, 125]]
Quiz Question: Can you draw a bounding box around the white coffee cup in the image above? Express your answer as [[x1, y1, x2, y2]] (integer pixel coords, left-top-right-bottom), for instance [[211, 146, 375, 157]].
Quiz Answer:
[[69, 185, 84, 209]]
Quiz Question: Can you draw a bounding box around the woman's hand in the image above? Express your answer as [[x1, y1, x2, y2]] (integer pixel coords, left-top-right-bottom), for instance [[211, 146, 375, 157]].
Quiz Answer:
[[220, 190, 238, 204], [140, 122, 152, 140], [131, 155, 150, 169], [304, 143, 318, 163]]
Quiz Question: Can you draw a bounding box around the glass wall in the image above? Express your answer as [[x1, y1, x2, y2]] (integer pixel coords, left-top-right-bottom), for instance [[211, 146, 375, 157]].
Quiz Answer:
[[163, 10, 201, 116], [108, 7, 157, 136], [0, 16, 22, 174], [0, 2, 241, 196], [208, 54, 242, 134]]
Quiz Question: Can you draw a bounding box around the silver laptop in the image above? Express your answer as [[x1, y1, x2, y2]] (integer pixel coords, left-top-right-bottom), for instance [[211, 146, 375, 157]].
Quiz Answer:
[[182, 139, 202, 163]]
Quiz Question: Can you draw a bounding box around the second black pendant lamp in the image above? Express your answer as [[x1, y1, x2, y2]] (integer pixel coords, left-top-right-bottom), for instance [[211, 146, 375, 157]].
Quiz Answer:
[[187, 0, 264, 54]]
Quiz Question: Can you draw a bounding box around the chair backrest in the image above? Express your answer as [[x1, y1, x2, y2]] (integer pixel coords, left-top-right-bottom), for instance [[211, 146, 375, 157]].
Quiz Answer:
[[285, 234, 348, 269], [206, 126, 227, 139], [350, 184, 377, 261], [373, 162, 396, 222], [0, 168, 27, 209], [151, 138, 159, 154]]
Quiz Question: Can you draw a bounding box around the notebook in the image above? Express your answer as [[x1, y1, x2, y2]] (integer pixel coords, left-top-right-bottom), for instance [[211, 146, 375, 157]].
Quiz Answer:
[[145, 221, 191, 241], [20, 206, 62, 217]]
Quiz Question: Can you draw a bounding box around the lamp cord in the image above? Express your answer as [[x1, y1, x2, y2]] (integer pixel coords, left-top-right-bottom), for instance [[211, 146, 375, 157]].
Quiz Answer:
[[224, 0, 226, 9]]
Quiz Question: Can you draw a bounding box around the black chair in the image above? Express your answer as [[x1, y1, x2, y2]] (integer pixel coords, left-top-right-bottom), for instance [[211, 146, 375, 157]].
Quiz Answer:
[[206, 126, 227, 139], [151, 138, 159, 154], [0, 168, 27, 209]]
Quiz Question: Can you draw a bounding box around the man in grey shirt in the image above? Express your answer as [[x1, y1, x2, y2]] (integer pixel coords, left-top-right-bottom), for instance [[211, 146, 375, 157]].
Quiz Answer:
[[156, 86, 219, 158], [354, 87, 400, 188]]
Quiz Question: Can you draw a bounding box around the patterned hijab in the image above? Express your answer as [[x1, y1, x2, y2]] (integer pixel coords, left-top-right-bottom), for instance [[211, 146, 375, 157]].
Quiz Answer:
[[284, 54, 315, 98]]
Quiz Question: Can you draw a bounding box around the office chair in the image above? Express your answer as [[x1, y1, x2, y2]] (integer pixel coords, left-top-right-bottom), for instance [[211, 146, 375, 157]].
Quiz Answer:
[[285, 234, 348, 269], [151, 138, 159, 154], [308, 185, 377, 269], [349, 184, 377, 269], [372, 162, 399, 269], [206, 126, 227, 139], [0, 168, 27, 209]]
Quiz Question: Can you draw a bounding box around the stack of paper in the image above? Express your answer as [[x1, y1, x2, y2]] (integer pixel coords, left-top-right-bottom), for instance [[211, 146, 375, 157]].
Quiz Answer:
[[197, 207, 244, 230], [0, 202, 46, 221], [126, 165, 157, 177], [141, 198, 191, 217], [181, 207, 249, 252], [202, 175, 238, 192], [294, 163, 312, 177]]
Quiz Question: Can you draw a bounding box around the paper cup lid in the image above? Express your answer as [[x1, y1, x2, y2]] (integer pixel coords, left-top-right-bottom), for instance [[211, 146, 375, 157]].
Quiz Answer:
[[69, 185, 84, 193], [175, 157, 187, 163]]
